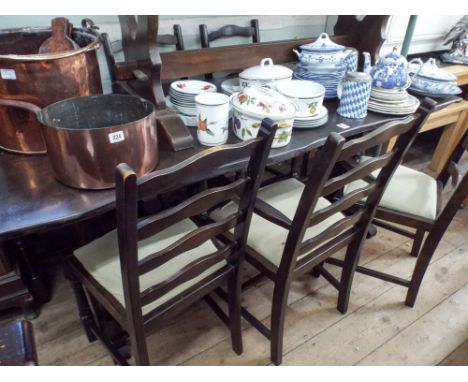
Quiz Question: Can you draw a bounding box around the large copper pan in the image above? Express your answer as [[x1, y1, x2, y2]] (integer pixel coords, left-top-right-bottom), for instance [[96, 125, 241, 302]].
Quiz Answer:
[[0, 23, 102, 154], [0, 95, 159, 189]]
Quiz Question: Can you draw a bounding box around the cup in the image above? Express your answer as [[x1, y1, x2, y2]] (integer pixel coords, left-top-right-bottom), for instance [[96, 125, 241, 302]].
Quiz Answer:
[[336, 72, 372, 119], [195, 92, 230, 146]]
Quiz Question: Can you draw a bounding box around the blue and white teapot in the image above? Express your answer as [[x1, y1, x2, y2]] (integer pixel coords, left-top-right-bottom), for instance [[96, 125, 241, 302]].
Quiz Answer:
[[293, 32, 357, 72], [363, 48, 422, 89]]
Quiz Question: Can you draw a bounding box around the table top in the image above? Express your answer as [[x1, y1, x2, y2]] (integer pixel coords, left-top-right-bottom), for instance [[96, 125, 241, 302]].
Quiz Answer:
[[0, 101, 406, 241]]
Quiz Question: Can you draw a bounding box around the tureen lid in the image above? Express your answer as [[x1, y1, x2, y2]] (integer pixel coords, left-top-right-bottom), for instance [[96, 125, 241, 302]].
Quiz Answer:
[[299, 32, 345, 53], [239, 58, 293, 81], [414, 58, 456, 81], [230, 86, 296, 119]]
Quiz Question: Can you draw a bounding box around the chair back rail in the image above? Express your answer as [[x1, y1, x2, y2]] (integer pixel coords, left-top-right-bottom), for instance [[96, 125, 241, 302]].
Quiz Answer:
[[137, 178, 248, 240], [200, 19, 260, 49], [138, 214, 240, 276], [115, 119, 277, 323]]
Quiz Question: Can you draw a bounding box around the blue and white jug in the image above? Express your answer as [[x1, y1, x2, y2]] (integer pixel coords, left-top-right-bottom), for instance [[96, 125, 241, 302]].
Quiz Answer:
[[336, 72, 372, 119]]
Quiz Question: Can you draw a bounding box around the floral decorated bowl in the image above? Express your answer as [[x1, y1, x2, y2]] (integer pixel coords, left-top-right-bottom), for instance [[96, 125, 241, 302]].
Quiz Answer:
[[238, 58, 293, 90], [230, 86, 296, 148], [276, 80, 325, 118]]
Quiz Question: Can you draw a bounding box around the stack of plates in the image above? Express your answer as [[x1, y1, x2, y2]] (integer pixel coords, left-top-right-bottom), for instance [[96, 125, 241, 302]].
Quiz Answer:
[[220, 78, 241, 96], [169, 80, 217, 116], [293, 105, 328, 129], [293, 62, 347, 99], [367, 87, 420, 115]]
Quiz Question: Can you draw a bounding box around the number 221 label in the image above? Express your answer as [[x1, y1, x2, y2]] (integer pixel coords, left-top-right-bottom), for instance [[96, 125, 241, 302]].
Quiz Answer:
[[109, 131, 125, 144]]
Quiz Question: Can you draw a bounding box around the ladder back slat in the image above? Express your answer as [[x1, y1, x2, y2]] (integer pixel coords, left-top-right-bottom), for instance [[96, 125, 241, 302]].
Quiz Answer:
[[322, 152, 394, 196], [140, 245, 232, 306], [299, 210, 364, 256], [138, 213, 240, 275], [309, 184, 377, 228], [137, 178, 248, 240], [338, 115, 415, 161]]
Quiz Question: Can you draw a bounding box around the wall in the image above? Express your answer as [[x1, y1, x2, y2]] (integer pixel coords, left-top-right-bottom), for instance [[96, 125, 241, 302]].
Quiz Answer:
[[380, 15, 464, 56]]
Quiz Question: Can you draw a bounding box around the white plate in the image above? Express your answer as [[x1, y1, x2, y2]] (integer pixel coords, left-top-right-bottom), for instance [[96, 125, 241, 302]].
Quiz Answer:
[[170, 80, 217, 95], [294, 105, 328, 121]]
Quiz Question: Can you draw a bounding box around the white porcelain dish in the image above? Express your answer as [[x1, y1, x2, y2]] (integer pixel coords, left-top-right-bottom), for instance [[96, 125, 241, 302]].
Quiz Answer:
[[277, 80, 325, 118]]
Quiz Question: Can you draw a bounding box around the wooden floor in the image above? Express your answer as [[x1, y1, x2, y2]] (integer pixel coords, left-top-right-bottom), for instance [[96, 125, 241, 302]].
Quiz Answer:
[[1, 131, 467, 366]]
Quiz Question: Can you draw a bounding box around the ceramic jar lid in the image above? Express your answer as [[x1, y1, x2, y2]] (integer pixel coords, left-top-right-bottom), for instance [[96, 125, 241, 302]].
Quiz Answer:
[[413, 58, 456, 81], [345, 72, 372, 82], [239, 58, 293, 81], [230, 86, 296, 119], [300, 32, 345, 52]]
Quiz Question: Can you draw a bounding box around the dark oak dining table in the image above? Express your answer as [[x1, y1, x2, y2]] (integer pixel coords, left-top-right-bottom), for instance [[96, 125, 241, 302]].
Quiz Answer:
[[0, 101, 407, 243]]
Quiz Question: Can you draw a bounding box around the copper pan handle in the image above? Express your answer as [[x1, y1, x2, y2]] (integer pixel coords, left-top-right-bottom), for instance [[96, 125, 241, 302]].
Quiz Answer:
[[0, 99, 42, 116]]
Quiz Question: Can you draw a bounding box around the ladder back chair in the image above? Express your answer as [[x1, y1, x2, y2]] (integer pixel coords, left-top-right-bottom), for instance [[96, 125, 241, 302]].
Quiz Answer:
[[334, 129, 468, 307], [199, 19, 260, 49], [199, 19, 260, 80], [65, 120, 277, 365], [211, 102, 434, 365]]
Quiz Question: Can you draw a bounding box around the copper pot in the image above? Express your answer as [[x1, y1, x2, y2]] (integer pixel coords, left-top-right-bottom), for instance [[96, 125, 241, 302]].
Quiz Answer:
[[0, 23, 102, 154], [0, 94, 159, 189]]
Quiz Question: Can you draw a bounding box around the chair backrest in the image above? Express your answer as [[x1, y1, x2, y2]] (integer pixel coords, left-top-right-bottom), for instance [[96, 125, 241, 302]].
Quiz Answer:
[[277, 102, 436, 275], [199, 19, 260, 48], [108, 24, 185, 55], [434, 131, 468, 223], [115, 119, 276, 324]]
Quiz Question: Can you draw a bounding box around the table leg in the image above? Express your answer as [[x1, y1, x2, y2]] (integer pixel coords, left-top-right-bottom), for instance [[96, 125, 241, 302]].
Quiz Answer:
[[430, 110, 468, 173], [16, 239, 50, 304]]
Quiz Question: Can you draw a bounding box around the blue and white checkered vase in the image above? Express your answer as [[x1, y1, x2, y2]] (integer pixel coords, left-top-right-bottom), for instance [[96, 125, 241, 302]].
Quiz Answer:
[[336, 74, 372, 119]]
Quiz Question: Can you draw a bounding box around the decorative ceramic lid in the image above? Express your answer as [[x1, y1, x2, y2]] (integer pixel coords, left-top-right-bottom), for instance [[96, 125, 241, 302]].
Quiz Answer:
[[239, 58, 293, 81], [414, 58, 457, 81], [300, 32, 345, 53], [230, 86, 296, 119], [380, 47, 407, 65]]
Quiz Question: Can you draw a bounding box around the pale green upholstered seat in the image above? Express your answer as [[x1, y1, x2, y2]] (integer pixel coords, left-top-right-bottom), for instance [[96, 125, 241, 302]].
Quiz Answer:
[[73, 219, 225, 315], [344, 159, 438, 221], [210, 178, 345, 268]]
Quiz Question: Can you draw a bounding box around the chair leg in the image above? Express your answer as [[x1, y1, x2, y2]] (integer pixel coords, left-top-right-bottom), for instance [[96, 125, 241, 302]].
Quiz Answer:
[[227, 268, 243, 355], [410, 228, 425, 257], [270, 278, 292, 365], [405, 233, 440, 307], [337, 239, 364, 314]]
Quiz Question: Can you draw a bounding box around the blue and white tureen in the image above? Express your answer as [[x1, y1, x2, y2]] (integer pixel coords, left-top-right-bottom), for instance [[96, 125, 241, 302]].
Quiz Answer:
[[408, 58, 462, 96], [293, 32, 357, 70]]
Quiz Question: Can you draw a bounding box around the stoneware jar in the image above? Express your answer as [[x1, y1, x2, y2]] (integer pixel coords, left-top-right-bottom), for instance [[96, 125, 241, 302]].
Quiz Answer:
[[238, 58, 293, 90], [230, 85, 296, 148], [336, 72, 372, 119]]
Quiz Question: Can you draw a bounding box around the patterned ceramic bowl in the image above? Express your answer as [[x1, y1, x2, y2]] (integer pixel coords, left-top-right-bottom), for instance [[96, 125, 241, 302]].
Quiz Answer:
[[229, 86, 296, 148]]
